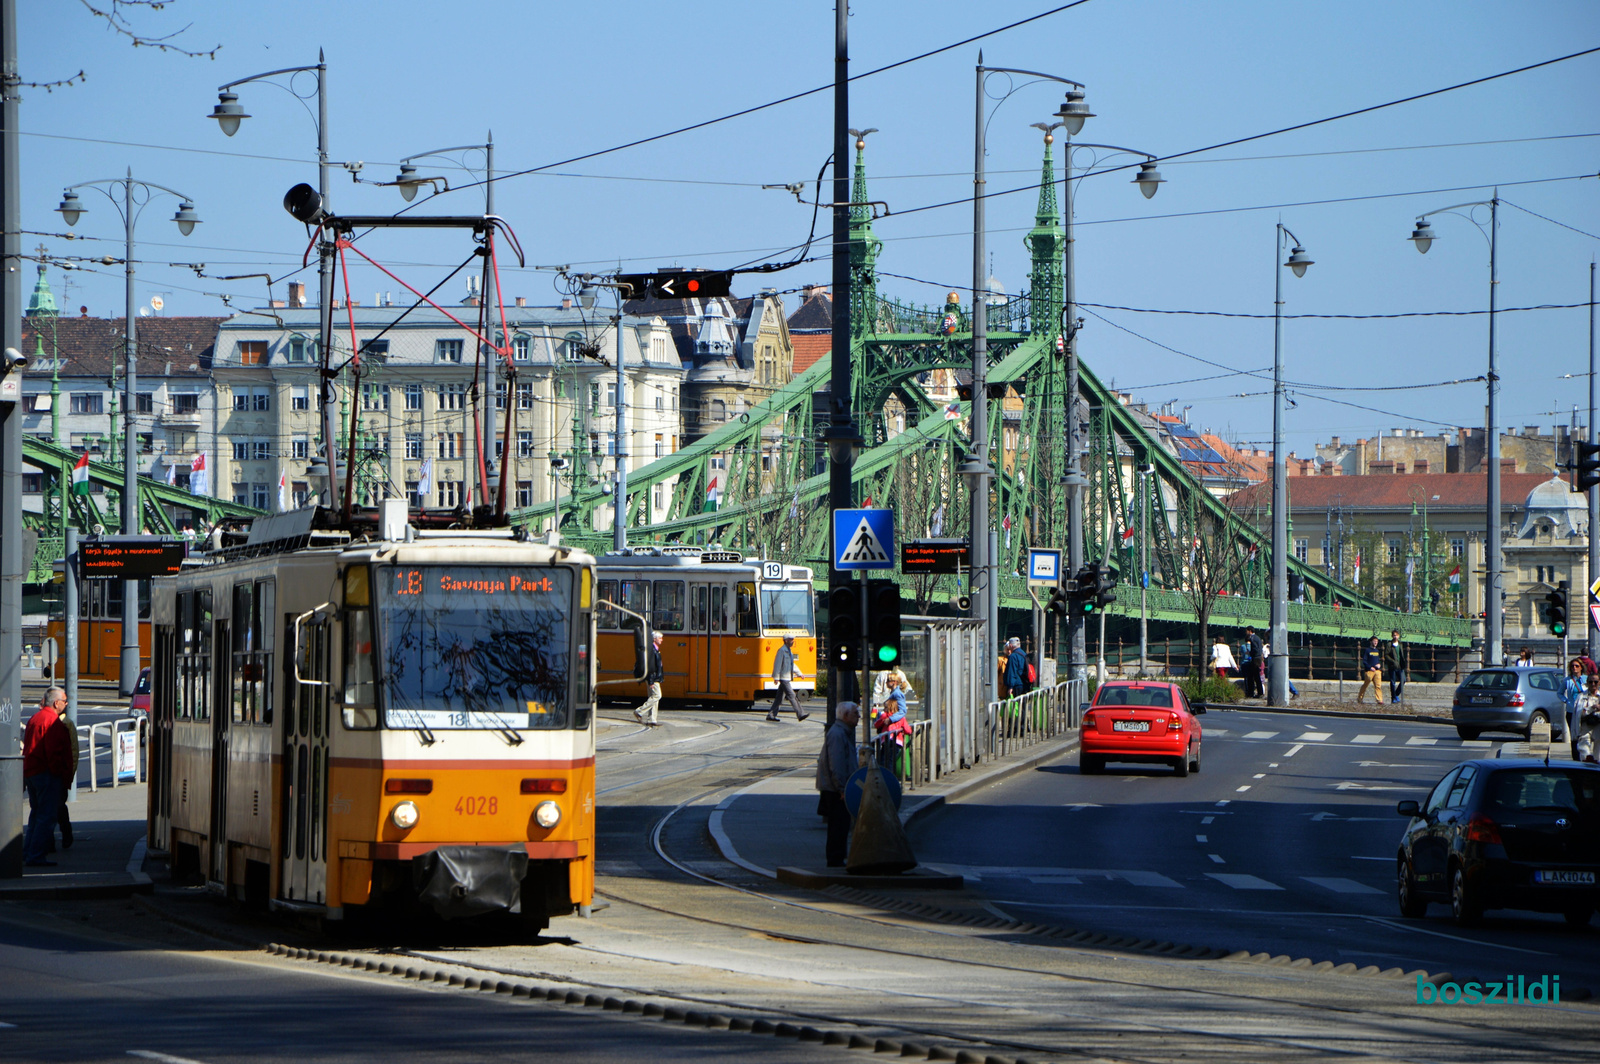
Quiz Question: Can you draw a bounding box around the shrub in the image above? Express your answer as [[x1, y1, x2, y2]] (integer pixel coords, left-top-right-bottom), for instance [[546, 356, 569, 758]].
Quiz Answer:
[[1179, 673, 1243, 705]]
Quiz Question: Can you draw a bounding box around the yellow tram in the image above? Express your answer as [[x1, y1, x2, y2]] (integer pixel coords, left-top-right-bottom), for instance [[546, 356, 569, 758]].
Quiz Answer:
[[147, 511, 601, 927], [595, 548, 817, 710]]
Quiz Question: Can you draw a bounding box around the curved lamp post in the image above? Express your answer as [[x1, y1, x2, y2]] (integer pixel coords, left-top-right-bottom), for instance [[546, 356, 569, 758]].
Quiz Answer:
[[56, 170, 200, 696], [1269, 223, 1312, 705], [1408, 194, 1501, 666]]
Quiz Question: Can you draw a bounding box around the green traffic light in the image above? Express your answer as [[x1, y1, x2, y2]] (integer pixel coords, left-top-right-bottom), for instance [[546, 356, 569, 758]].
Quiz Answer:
[[1553, 622, 1567, 637], [877, 645, 899, 663]]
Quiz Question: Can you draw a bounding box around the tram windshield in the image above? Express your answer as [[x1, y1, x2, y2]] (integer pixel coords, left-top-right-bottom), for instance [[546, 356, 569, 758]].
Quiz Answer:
[[377, 565, 574, 730], [760, 585, 814, 634]]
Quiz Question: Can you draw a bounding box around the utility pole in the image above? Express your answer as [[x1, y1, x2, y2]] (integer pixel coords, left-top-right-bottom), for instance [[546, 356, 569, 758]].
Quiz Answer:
[[119, 172, 139, 697], [1590, 261, 1597, 662], [0, 0, 24, 877], [824, 0, 858, 727], [964, 54, 996, 709]]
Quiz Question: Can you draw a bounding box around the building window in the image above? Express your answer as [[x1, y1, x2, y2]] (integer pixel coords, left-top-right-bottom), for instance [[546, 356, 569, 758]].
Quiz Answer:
[[517, 431, 534, 458], [405, 433, 423, 459], [656, 395, 664, 412], [70, 393, 103, 415], [711, 399, 727, 422], [286, 336, 309, 363], [513, 336, 530, 362], [401, 383, 422, 410], [136, 392, 154, 414], [235, 387, 270, 412], [361, 383, 389, 411], [761, 453, 772, 472], [137, 433, 154, 454], [359, 338, 389, 363], [1294, 538, 1308, 562], [652, 336, 666, 362], [171, 393, 199, 414], [290, 385, 310, 411], [1450, 537, 1465, 559], [405, 480, 420, 507], [589, 433, 601, 456], [436, 339, 464, 363], [238, 341, 267, 366], [251, 482, 270, 509], [292, 482, 310, 508], [516, 480, 533, 508], [517, 382, 535, 409], [234, 489, 249, 506], [709, 455, 725, 470], [495, 383, 506, 410], [292, 437, 309, 460], [655, 433, 664, 458], [22, 473, 42, 493], [252, 440, 271, 461], [653, 485, 664, 510], [564, 333, 586, 363], [605, 383, 617, 408], [438, 433, 463, 459], [232, 439, 249, 461], [494, 439, 504, 459], [438, 481, 461, 508], [606, 437, 616, 456], [438, 383, 467, 410]]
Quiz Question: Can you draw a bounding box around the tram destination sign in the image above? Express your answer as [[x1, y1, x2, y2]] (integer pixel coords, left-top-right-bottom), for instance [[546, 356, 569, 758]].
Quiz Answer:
[[80, 537, 187, 578], [901, 538, 970, 575]]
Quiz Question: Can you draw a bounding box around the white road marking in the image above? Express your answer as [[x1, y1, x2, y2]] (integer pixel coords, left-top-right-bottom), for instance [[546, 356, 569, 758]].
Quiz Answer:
[[1195, 834, 1208, 843], [934, 866, 1183, 887], [1205, 729, 1228, 736], [1302, 876, 1383, 895], [1252, 773, 1266, 779], [1208, 853, 1226, 864], [1353, 760, 1427, 768], [1236, 785, 1251, 792], [1350, 856, 1393, 861], [1200, 816, 1215, 825], [1405, 736, 1439, 746], [129, 1053, 216, 1064], [1027, 876, 1082, 884], [1206, 873, 1283, 891], [1215, 799, 1231, 807], [1242, 730, 1279, 739], [1065, 803, 1102, 811], [1268, 762, 1280, 767], [1333, 781, 1412, 791], [1297, 732, 1332, 741], [1359, 916, 1555, 956], [0, 1021, 15, 1029], [1284, 744, 1305, 757], [1352, 734, 1385, 744], [1461, 740, 1492, 748]]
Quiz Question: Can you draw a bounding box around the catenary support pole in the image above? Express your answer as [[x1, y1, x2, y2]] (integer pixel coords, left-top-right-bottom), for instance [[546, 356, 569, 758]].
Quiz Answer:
[[825, 0, 854, 729], [0, 0, 23, 877], [65, 528, 78, 802], [1485, 195, 1502, 667], [969, 56, 996, 709], [1062, 132, 1086, 682], [119, 172, 140, 697], [1589, 261, 1597, 662]]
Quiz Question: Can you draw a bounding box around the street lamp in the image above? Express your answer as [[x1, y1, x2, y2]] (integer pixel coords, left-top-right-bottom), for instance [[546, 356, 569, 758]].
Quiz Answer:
[[1269, 223, 1312, 706], [1408, 194, 1502, 666], [210, 53, 340, 514], [55, 169, 201, 697]]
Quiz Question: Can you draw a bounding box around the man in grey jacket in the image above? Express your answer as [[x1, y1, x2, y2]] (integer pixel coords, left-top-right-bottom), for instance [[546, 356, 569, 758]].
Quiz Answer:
[[815, 702, 860, 867]]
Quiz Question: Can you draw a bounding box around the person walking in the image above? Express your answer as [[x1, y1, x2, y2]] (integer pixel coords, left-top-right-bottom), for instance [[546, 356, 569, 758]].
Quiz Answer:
[[1356, 636, 1385, 704], [22, 687, 74, 867], [1004, 638, 1030, 698], [633, 631, 665, 727], [1209, 634, 1237, 681], [1384, 630, 1409, 706], [1243, 627, 1265, 698], [767, 634, 809, 722], [1574, 676, 1600, 764], [815, 701, 861, 867], [52, 708, 79, 850], [1563, 659, 1588, 754]]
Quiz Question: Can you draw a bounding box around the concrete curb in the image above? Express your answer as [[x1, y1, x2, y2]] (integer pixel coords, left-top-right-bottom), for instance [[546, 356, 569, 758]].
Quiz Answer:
[[0, 836, 152, 900]]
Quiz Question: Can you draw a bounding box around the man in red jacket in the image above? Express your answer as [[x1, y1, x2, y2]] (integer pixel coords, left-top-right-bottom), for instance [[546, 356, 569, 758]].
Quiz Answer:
[[23, 687, 74, 867]]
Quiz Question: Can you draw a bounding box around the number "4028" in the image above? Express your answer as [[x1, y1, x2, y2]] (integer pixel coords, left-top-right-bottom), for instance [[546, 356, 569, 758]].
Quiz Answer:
[[454, 796, 498, 815]]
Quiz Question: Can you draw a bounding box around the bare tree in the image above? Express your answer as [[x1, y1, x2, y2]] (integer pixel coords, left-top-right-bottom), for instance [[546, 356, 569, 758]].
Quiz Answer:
[[79, 1, 221, 58], [1176, 503, 1256, 661]]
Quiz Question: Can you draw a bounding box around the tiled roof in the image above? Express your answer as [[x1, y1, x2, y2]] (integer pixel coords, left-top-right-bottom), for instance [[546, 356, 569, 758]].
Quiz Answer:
[[791, 334, 831, 374], [21, 316, 222, 378], [787, 291, 832, 332], [1227, 471, 1556, 512]]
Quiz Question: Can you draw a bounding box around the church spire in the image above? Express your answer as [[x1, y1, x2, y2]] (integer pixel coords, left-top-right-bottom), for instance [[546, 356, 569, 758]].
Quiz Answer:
[[1024, 126, 1064, 338], [26, 256, 59, 317]]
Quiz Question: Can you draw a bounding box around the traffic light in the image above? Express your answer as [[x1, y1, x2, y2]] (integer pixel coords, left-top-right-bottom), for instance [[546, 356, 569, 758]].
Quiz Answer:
[[1287, 573, 1305, 601], [828, 583, 862, 669], [1545, 581, 1570, 637], [615, 269, 734, 300], [1091, 563, 1117, 613], [1574, 441, 1600, 492], [1046, 584, 1071, 618], [867, 579, 902, 665]]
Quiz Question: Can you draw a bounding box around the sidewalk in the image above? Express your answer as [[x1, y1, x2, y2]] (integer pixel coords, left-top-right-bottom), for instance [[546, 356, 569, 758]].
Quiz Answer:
[[709, 730, 1079, 889], [0, 782, 151, 899]]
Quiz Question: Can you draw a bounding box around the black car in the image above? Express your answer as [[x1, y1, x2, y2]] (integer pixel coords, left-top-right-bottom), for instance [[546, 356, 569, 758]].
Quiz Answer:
[[1396, 758, 1600, 926]]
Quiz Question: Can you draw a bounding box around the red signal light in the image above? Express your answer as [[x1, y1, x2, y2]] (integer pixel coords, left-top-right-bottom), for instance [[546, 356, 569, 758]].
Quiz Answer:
[[686, 278, 700, 293]]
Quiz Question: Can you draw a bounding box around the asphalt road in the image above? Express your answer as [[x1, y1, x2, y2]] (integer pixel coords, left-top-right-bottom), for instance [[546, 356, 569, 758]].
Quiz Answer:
[[910, 707, 1600, 990], [0, 909, 851, 1064]]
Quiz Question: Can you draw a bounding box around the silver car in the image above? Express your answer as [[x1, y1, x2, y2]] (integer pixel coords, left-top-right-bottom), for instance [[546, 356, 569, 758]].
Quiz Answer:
[[1451, 666, 1568, 742]]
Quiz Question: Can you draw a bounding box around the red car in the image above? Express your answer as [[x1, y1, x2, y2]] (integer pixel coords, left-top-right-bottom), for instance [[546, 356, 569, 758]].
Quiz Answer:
[[1079, 680, 1206, 776]]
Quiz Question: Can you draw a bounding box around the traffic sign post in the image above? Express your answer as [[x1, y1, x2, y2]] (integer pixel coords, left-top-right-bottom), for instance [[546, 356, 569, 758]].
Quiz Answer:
[[833, 509, 895, 570], [1026, 548, 1062, 588]]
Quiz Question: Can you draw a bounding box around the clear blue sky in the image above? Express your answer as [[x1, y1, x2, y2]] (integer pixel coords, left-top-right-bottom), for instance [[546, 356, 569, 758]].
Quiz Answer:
[[19, 0, 1600, 456]]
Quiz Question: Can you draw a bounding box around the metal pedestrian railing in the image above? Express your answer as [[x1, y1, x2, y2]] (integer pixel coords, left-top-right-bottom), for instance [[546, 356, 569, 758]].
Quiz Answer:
[[886, 677, 1086, 793], [983, 679, 1087, 760], [79, 717, 146, 792]]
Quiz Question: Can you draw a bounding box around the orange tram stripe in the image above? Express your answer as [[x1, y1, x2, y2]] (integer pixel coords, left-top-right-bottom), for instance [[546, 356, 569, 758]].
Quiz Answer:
[[329, 756, 595, 771]]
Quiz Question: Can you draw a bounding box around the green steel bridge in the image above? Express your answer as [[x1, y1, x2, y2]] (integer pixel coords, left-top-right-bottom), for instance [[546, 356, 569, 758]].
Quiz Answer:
[[21, 436, 265, 584], [502, 137, 1468, 650]]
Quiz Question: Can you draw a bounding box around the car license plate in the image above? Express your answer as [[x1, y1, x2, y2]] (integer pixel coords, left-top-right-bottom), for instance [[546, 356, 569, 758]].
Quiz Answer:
[[1470, 695, 1495, 705], [1534, 870, 1596, 885], [1112, 720, 1150, 732]]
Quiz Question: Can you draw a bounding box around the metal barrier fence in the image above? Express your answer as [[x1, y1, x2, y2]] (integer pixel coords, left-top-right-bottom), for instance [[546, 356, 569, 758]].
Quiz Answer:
[[984, 679, 1088, 760], [80, 717, 146, 792]]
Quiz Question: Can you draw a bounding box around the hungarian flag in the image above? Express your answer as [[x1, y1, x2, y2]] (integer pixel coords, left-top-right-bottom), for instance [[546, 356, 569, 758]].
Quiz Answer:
[[704, 475, 720, 512], [71, 453, 91, 496], [278, 470, 290, 512], [188, 452, 208, 496], [1002, 512, 1012, 550], [1448, 565, 1461, 591], [1121, 526, 1136, 542], [1353, 550, 1362, 584]]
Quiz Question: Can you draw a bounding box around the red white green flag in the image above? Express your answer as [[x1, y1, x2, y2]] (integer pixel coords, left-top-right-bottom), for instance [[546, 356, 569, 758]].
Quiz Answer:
[[71, 453, 91, 496]]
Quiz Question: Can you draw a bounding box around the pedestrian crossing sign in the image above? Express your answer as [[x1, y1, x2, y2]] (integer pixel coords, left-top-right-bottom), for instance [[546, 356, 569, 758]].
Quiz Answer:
[[833, 508, 896, 570]]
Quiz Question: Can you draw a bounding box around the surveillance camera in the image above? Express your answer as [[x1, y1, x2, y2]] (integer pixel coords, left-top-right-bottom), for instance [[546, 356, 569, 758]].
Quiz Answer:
[[2, 347, 26, 372]]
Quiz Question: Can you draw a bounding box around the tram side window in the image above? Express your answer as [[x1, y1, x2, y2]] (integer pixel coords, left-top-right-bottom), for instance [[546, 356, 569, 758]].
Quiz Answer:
[[735, 582, 758, 636], [231, 580, 275, 725], [343, 566, 378, 729], [596, 579, 620, 630], [177, 589, 212, 721], [710, 586, 727, 633], [652, 580, 685, 631], [691, 586, 708, 631], [621, 580, 649, 629]]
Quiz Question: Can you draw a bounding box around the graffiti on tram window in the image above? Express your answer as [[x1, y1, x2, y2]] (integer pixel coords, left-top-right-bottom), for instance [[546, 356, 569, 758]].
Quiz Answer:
[[378, 566, 574, 730]]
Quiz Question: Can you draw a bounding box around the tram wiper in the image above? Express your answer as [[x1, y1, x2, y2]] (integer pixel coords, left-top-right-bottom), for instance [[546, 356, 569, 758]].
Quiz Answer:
[[488, 717, 524, 746], [414, 722, 436, 746]]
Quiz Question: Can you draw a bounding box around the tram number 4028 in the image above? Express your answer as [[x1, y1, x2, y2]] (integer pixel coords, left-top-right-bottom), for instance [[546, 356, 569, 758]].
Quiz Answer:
[[455, 796, 499, 815]]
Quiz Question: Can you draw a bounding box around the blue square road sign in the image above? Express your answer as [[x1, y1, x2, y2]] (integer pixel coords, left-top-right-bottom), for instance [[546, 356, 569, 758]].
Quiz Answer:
[[833, 509, 896, 570]]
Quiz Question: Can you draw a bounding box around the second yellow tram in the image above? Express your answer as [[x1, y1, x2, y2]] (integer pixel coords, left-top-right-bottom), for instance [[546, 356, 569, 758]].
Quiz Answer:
[[595, 548, 817, 710]]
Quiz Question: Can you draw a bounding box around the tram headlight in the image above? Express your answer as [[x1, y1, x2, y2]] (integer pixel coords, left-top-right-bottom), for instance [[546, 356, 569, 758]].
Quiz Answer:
[[534, 800, 562, 829], [391, 800, 420, 829]]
